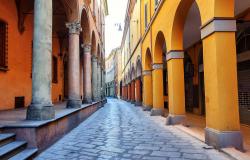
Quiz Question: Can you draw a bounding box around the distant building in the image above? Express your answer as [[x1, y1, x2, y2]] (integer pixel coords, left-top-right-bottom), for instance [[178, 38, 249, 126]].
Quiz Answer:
[[105, 48, 120, 97]]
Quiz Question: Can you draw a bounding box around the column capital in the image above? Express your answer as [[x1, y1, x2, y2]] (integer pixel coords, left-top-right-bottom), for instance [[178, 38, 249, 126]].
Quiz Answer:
[[142, 70, 152, 76], [166, 50, 184, 61], [83, 44, 91, 54], [152, 63, 163, 70], [200, 18, 236, 39], [92, 55, 98, 61], [66, 22, 82, 34]]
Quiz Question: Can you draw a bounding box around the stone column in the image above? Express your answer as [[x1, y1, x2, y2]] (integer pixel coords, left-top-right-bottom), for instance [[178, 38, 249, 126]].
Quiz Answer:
[[66, 22, 82, 108], [166, 51, 186, 124], [201, 19, 242, 150], [97, 61, 102, 100], [83, 44, 92, 103], [143, 70, 153, 111], [101, 69, 104, 99], [127, 84, 130, 101], [27, 0, 55, 120], [92, 56, 98, 101], [135, 78, 142, 106], [80, 54, 83, 100], [131, 80, 135, 103], [151, 63, 164, 116], [101, 66, 104, 100]]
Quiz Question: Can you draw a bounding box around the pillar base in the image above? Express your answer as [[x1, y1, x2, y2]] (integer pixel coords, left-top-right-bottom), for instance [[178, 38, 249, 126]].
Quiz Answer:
[[135, 102, 142, 106], [166, 114, 185, 125], [67, 99, 82, 108], [93, 98, 99, 102], [150, 109, 163, 116], [83, 97, 92, 104], [142, 105, 152, 111], [205, 128, 243, 150], [26, 104, 55, 121]]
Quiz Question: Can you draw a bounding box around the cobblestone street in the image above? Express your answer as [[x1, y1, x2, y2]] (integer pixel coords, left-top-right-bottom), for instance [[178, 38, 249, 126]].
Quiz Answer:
[[36, 99, 233, 160]]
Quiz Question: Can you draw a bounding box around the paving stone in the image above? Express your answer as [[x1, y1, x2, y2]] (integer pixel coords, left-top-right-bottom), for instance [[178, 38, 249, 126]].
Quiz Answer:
[[142, 156, 168, 160], [36, 99, 233, 160], [128, 149, 150, 155], [182, 153, 208, 160], [151, 151, 181, 158], [135, 145, 160, 151]]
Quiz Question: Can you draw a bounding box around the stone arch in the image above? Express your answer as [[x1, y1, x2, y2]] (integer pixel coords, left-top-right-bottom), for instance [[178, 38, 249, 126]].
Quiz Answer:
[[91, 31, 96, 55], [80, 8, 91, 45], [154, 31, 167, 63], [170, 0, 235, 50], [169, 0, 243, 150]]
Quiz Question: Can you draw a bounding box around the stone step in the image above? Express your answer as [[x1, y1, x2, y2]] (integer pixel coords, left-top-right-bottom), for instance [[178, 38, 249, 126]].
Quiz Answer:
[[0, 141, 27, 159], [0, 133, 15, 147], [9, 148, 38, 160]]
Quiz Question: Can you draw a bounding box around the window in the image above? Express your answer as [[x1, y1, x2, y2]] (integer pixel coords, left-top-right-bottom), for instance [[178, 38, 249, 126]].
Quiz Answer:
[[52, 56, 58, 83], [144, 3, 148, 29], [0, 20, 8, 69]]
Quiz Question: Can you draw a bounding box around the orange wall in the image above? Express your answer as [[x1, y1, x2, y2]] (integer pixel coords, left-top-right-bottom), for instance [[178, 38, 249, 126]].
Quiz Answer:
[[52, 38, 64, 103], [0, 0, 63, 110]]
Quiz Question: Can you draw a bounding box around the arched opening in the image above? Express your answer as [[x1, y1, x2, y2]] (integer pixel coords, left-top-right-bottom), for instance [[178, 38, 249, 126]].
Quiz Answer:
[[80, 8, 91, 103], [235, 1, 250, 151], [143, 48, 153, 110], [135, 57, 143, 106], [170, 0, 250, 150], [91, 32, 97, 55], [145, 49, 152, 70], [91, 31, 98, 101], [120, 81, 122, 98], [52, 0, 70, 102], [81, 9, 90, 45], [131, 65, 136, 103], [173, 0, 207, 136], [152, 31, 167, 115]]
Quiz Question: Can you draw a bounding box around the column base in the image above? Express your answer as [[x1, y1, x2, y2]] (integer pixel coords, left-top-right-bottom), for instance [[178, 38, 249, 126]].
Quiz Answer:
[[205, 128, 243, 150], [82, 97, 92, 104], [135, 102, 142, 106], [26, 104, 55, 121], [150, 109, 163, 116], [142, 105, 152, 111], [166, 114, 185, 125], [67, 99, 82, 108], [93, 97, 99, 102]]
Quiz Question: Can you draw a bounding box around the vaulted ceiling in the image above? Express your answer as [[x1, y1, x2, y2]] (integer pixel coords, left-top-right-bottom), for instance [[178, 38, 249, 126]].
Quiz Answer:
[[15, 0, 81, 37]]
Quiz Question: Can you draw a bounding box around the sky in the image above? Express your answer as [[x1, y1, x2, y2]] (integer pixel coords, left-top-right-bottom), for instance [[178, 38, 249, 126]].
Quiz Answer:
[[105, 0, 128, 57]]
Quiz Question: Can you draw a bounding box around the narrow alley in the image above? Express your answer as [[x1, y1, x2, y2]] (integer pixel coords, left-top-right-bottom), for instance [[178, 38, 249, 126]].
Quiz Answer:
[[36, 99, 232, 160]]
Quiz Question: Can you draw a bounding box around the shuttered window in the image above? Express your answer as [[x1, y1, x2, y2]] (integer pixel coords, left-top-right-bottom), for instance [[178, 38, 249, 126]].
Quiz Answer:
[[0, 20, 7, 69]]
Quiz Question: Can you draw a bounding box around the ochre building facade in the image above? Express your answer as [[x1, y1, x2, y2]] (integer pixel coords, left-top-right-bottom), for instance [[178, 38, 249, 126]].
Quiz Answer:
[[0, 0, 108, 119], [118, 0, 250, 151]]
